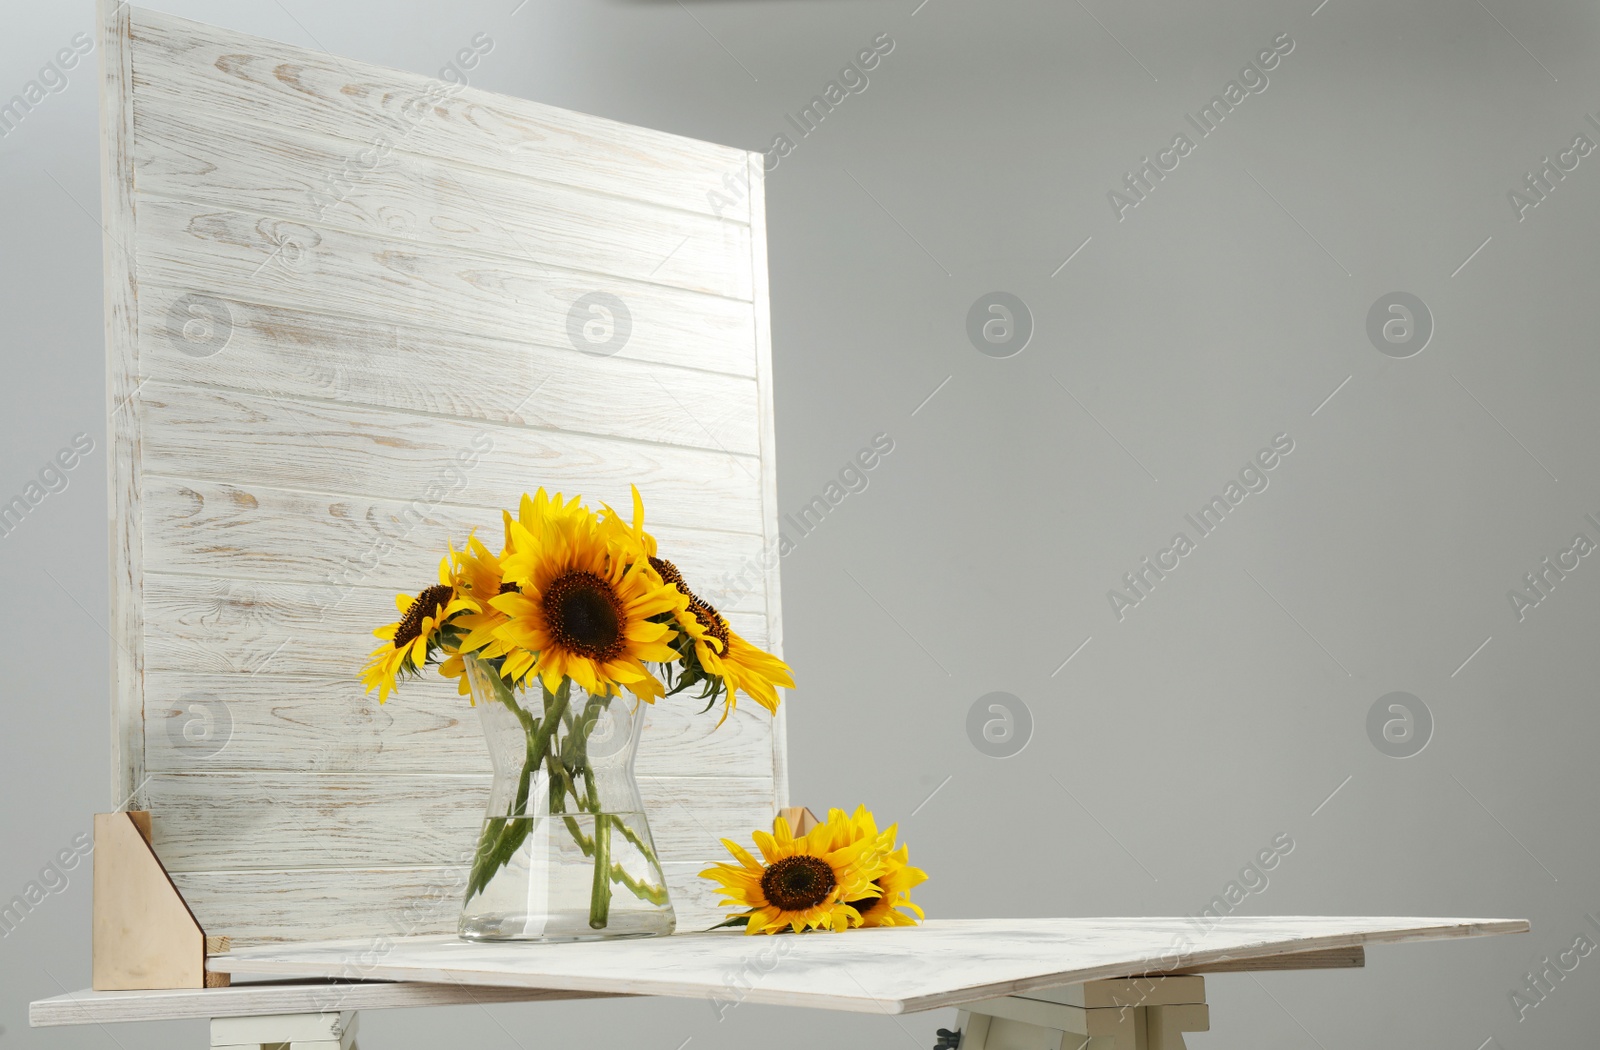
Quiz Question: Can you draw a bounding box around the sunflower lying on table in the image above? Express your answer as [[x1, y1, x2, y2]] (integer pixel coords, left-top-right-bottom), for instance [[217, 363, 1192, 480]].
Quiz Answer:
[[701, 806, 928, 934]]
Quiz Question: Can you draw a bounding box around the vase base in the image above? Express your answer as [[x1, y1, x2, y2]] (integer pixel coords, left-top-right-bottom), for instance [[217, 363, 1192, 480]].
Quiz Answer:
[[458, 909, 676, 943]]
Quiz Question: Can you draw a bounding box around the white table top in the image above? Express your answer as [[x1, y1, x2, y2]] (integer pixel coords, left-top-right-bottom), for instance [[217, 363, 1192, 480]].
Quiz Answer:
[[211, 915, 1527, 1014]]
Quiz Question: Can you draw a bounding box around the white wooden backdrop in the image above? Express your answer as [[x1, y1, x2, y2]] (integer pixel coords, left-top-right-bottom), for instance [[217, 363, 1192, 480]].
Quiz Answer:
[[99, 0, 786, 945]]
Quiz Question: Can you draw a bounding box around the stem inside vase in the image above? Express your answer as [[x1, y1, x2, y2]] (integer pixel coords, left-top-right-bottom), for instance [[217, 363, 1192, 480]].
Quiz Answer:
[[459, 657, 674, 941]]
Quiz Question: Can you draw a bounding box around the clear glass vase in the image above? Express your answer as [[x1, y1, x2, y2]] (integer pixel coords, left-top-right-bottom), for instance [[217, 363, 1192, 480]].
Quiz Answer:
[[458, 655, 676, 941]]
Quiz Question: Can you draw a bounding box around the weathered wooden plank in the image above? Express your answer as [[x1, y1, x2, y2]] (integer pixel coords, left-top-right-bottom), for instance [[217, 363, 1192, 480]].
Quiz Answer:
[[142, 671, 779, 779], [136, 382, 764, 536], [140, 477, 766, 613], [108, 6, 783, 947], [173, 861, 730, 946], [145, 772, 774, 871], [100, 0, 146, 809], [136, 288, 761, 453], [129, 8, 748, 220], [140, 572, 770, 678], [133, 103, 753, 300], [135, 198, 758, 374]]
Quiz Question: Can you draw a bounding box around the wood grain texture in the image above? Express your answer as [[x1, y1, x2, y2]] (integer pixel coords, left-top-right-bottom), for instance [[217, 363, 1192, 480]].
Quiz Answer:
[[147, 771, 771, 869], [140, 477, 766, 613], [142, 671, 779, 778], [133, 104, 754, 300], [109, 5, 783, 947], [173, 860, 732, 945], [209, 917, 1531, 1015], [137, 382, 763, 536], [138, 572, 768, 678], [130, 8, 748, 219], [99, 0, 145, 809], [136, 290, 761, 454], [135, 198, 760, 375]]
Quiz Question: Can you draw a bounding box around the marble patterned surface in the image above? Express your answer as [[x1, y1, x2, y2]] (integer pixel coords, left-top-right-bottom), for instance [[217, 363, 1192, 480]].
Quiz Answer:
[[212, 915, 1528, 1014]]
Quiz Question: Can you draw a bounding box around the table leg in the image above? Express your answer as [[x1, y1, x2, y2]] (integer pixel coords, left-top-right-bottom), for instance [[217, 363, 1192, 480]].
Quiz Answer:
[[209, 1010, 359, 1050], [954, 979, 1208, 1050]]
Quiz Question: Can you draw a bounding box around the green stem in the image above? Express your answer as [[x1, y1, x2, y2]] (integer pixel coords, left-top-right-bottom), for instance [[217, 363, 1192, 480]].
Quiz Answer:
[[466, 672, 669, 916], [556, 815, 668, 905], [465, 675, 570, 901], [612, 818, 658, 866], [589, 813, 612, 929], [608, 861, 670, 906], [570, 692, 615, 929]]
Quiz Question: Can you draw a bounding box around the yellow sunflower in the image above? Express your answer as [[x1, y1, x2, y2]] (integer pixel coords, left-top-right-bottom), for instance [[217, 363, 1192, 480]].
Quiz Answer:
[[360, 556, 476, 703], [828, 806, 927, 928], [437, 535, 515, 697], [507, 488, 588, 554], [700, 811, 885, 934], [489, 495, 682, 700], [601, 486, 794, 720], [683, 598, 795, 721], [600, 485, 685, 593]]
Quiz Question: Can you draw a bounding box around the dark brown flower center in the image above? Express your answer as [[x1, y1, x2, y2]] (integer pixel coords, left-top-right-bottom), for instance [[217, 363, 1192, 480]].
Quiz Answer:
[[649, 556, 686, 592], [688, 596, 730, 654], [844, 878, 886, 916], [760, 855, 836, 912], [497, 581, 519, 595], [395, 584, 452, 649], [542, 570, 625, 660]]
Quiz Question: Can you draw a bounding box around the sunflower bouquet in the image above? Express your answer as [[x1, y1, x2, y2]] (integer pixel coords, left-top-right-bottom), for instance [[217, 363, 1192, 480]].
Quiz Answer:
[[361, 487, 793, 941]]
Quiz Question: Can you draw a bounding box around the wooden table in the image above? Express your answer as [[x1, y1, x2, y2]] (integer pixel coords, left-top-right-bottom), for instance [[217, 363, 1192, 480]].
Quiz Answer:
[[32, 915, 1526, 1049]]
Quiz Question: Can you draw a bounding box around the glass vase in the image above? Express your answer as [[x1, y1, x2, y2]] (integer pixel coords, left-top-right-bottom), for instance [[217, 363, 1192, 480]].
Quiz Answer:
[[458, 655, 676, 941]]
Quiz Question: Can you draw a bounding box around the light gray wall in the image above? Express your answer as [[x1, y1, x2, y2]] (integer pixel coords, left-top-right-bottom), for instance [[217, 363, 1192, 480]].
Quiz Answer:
[[3, 0, 1596, 1047]]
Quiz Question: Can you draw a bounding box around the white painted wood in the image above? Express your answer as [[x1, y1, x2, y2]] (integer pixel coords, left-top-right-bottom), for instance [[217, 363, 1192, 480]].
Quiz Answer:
[[134, 289, 762, 454], [984, 1017, 1069, 1050], [210, 917, 1530, 1015], [955, 1010, 991, 1050], [99, 0, 144, 809], [135, 199, 759, 373], [137, 572, 768, 679], [129, 8, 748, 218], [172, 861, 728, 947], [145, 773, 772, 870], [136, 383, 763, 536], [1145, 1004, 1208, 1050], [142, 672, 779, 777], [31, 981, 613, 1027], [105, 4, 785, 946], [139, 478, 768, 611], [212, 1010, 354, 1045], [133, 105, 754, 300], [967, 996, 1096, 1035]]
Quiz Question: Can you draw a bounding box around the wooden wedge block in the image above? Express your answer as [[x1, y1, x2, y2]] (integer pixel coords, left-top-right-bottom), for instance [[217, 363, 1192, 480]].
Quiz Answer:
[[92, 811, 226, 990], [776, 807, 820, 835]]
